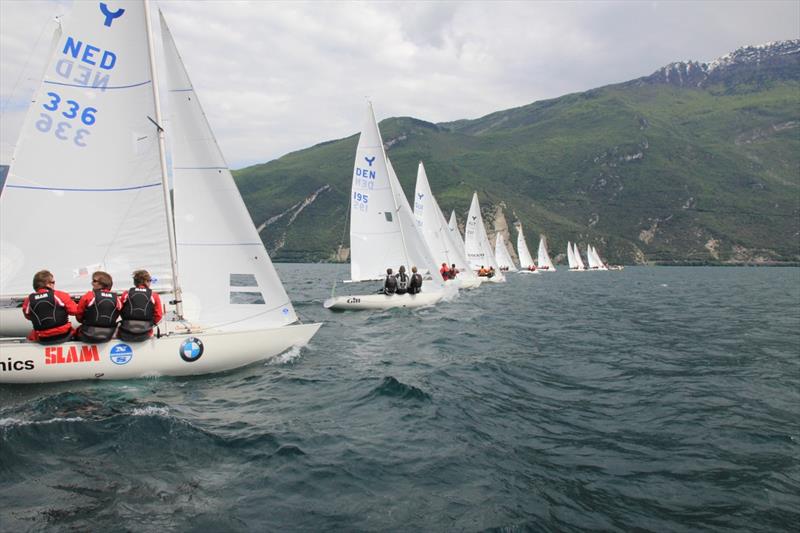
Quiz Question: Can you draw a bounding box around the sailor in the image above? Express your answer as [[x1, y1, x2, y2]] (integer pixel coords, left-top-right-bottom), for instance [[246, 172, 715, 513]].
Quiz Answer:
[[75, 271, 121, 343], [22, 269, 78, 344], [449, 264, 459, 279], [119, 269, 163, 342], [487, 266, 496, 278], [478, 266, 488, 277], [382, 268, 397, 295], [395, 265, 410, 295], [439, 262, 450, 280], [408, 266, 423, 294]]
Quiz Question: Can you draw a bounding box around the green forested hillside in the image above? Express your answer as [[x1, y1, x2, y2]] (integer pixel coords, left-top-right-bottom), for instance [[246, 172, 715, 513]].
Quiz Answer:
[[234, 41, 800, 264]]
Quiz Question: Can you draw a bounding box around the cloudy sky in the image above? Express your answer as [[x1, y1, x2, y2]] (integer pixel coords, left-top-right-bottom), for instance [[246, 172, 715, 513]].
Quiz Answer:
[[1, 0, 798, 168]]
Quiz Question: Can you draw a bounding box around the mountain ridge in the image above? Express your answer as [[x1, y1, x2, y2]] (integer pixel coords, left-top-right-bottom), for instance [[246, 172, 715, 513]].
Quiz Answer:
[[233, 38, 799, 265]]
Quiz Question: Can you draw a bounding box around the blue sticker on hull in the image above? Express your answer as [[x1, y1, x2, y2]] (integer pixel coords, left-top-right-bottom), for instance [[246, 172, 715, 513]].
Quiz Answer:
[[109, 343, 133, 365]]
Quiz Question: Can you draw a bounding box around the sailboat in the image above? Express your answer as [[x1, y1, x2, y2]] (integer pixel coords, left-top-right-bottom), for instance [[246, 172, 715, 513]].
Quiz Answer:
[[567, 241, 586, 271], [516, 224, 539, 274], [494, 234, 518, 272], [587, 244, 609, 271], [464, 193, 505, 283], [323, 103, 447, 310], [413, 163, 481, 289], [0, 1, 320, 384], [536, 235, 557, 272]]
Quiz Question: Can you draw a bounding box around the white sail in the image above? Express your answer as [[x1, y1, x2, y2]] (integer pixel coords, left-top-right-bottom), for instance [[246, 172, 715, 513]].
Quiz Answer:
[[573, 242, 586, 270], [414, 162, 454, 267], [494, 233, 517, 271], [348, 103, 440, 282], [567, 241, 577, 269], [447, 211, 471, 270], [161, 14, 297, 330], [537, 235, 556, 272], [464, 192, 505, 281], [0, 1, 173, 298], [517, 225, 536, 270], [588, 245, 608, 270]]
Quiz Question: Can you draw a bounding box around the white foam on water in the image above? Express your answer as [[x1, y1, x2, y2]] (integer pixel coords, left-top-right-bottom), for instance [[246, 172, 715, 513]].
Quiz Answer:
[[265, 345, 303, 366], [131, 406, 170, 417], [0, 416, 84, 428]]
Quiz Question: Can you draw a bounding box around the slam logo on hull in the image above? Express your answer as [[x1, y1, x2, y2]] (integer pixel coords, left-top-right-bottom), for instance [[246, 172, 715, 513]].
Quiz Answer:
[[179, 337, 204, 363], [109, 343, 133, 365], [44, 345, 100, 365]]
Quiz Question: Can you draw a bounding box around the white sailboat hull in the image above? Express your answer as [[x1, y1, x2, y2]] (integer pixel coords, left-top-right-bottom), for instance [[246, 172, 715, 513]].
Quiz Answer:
[[516, 269, 541, 275], [445, 278, 483, 289], [0, 323, 321, 384], [323, 291, 445, 311]]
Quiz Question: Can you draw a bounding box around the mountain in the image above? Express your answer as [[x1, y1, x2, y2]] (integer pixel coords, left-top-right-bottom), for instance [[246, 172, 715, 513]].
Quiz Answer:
[[234, 40, 800, 265]]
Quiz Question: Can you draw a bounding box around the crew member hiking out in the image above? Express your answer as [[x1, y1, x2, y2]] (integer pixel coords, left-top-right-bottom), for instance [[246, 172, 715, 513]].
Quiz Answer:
[[408, 266, 423, 294], [119, 269, 163, 342], [382, 268, 397, 295], [395, 265, 410, 295], [22, 269, 78, 344], [75, 271, 121, 343]]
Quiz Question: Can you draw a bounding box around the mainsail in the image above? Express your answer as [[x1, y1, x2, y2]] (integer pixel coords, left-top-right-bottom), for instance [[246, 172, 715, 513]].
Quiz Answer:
[[494, 233, 517, 271], [517, 225, 536, 270], [537, 235, 557, 271], [464, 192, 504, 280], [0, 1, 173, 297], [348, 103, 439, 282]]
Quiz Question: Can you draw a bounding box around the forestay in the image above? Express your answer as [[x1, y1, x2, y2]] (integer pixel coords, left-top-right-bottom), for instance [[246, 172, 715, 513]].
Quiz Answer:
[[161, 14, 298, 330], [0, 2, 173, 298]]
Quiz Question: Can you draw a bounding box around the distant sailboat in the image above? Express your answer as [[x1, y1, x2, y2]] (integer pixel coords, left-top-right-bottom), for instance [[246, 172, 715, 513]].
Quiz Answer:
[[537, 235, 557, 272], [464, 193, 505, 282], [494, 233, 518, 272], [586, 245, 608, 271], [413, 163, 481, 288], [516, 224, 539, 274], [567, 241, 586, 271], [323, 103, 447, 310]]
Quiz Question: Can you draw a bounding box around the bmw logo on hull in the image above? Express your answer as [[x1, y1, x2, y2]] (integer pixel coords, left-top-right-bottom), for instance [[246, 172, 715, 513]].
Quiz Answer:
[[179, 337, 204, 362]]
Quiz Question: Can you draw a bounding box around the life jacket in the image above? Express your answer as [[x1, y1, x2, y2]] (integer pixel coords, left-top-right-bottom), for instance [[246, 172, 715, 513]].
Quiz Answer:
[[396, 273, 409, 291], [383, 275, 397, 295], [121, 287, 154, 322], [82, 289, 119, 327], [27, 289, 68, 331], [119, 287, 155, 341], [409, 273, 423, 294]]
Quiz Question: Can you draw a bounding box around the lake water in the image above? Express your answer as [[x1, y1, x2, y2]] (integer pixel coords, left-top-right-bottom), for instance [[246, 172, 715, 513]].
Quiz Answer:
[[1, 265, 798, 532]]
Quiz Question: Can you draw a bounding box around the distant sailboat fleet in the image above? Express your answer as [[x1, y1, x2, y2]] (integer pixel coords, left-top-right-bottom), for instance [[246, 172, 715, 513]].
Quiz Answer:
[[324, 101, 622, 311]]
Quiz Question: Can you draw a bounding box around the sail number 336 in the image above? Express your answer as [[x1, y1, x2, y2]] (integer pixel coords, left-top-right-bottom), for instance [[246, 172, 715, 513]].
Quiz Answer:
[[36, 91, 97, 147]]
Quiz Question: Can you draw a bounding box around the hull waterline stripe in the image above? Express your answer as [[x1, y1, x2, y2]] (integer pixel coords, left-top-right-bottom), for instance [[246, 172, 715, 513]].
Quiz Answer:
[[5, 182, 161, 192]]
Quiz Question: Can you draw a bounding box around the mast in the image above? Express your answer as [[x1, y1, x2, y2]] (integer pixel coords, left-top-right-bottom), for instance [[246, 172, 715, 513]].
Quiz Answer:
[[144, 0, 183, 318]]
